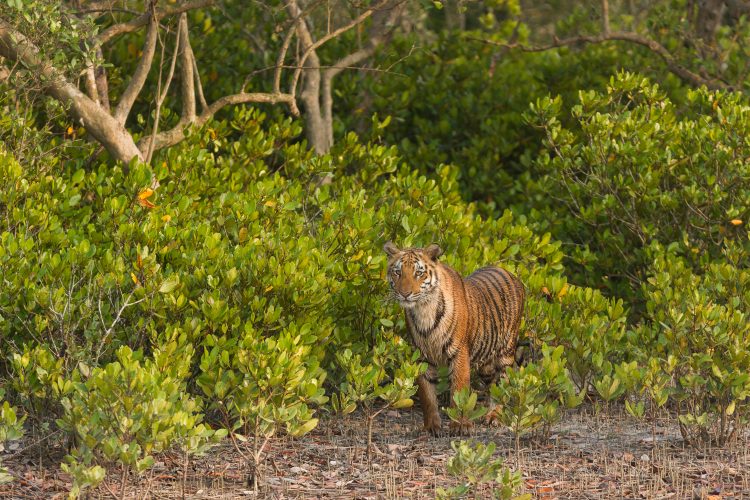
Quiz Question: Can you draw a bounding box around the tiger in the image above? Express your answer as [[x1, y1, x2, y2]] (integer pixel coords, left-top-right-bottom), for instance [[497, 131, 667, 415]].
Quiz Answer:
[[383, 241, 525, 435]]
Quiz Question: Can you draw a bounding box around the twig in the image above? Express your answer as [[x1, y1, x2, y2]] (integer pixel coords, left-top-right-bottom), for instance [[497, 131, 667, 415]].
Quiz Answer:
[[146, 18, 183, 164], [468, 32, 728, 90], [288, 0, 391, 104], [96, 0, 216, 45]]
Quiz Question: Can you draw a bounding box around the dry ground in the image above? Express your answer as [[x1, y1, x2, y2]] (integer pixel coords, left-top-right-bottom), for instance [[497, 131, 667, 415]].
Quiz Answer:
[[2, 404, 749, 499]]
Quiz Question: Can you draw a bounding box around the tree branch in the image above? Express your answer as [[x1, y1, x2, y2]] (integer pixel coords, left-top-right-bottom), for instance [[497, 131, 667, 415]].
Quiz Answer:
[[601, 0, 610, 35], [289, 0, 390, 103], [94, 46, 110, 112], [471, 31, 728, 90], [192, 50, 207, 112], [320, 1, 405, 146], [0, 19, 143, 163], [84, 64, 99, 104], [137, 91, 295, 154], [273, 0, 325, 95], [178, 13, 196, 123], [96, 0, 216, 45], [145, 19, 183, 164], [114, 4, 158, 124]]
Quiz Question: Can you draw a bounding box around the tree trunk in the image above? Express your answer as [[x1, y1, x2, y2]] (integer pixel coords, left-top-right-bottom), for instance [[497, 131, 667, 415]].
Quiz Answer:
[[300, 71, 333, 155], [696, 0, 726, 43]]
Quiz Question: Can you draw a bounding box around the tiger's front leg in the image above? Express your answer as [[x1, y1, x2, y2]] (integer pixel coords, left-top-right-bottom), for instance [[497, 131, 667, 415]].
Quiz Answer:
[[448, 345, 473, 436], [416, 365, 441, 435]]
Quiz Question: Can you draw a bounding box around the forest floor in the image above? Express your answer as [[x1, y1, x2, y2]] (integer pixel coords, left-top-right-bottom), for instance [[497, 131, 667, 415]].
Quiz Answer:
[[2, 403, 749, 499]]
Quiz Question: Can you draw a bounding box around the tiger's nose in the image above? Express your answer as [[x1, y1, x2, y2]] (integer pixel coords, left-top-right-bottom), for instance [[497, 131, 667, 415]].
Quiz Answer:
[[400, 292, 412, 300]]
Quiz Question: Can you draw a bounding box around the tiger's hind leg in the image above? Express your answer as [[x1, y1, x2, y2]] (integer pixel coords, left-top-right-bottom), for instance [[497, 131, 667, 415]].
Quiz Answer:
[[479, 357, 514, 426]]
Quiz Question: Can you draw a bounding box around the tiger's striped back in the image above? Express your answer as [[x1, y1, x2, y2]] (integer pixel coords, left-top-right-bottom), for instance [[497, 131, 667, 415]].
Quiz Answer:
[[464, 267, 525, 380]]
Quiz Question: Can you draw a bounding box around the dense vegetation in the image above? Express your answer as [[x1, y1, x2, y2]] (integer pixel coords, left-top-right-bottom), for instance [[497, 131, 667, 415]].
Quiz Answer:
[[1, 0, 749, 497]]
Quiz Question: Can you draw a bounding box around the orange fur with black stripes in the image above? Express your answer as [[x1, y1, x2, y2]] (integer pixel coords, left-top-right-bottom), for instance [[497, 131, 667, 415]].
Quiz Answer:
[[384, 242, 525, 434]]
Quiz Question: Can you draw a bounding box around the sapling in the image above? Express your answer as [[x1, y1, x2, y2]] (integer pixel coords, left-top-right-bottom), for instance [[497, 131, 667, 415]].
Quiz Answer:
[[436, 440, 530, 500], [444, 387, 488, 435], [334, 344, 422, 460]]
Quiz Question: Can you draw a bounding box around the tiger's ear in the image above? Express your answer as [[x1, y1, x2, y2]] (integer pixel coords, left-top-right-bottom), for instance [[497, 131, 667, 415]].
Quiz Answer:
[[424, 243, 443, 261], [383, 241, 400, 257]]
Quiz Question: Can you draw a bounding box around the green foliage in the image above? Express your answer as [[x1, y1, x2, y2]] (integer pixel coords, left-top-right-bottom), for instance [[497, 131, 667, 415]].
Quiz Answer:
[[197, 323, 328, 440], [436, 440, 529, 500], [333, 344, 421, 417], [444, 387, 489, 429], [0, 0, 98, 82], [490, 345, 580, 442], [0, 395, 25, 484], [632, 244, 750, 446], [528, 72, 750, 302], [57, 342, 223, 494], [9, 344, 71, 431], [524, 277, 629, 393]]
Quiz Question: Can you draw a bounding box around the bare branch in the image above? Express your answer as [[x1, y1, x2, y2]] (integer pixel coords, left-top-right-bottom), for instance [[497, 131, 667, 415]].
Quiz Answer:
[[137, 92, 295, 154], [289, 0, 390, 103], [145, 20, 183, 164], [601, 0, 610, 35], [324, 1, 405, 82], [178, 13, 196, 123], [471, 31, 728, 90], [94, 47, 110, 112], [84, 64, 99, 104], [192, 51, 207, 112], [273, 0, 325, 95], [97, 0, 216, 45], [274, 23, 297, 95], [320, 1, 405, 146], [114, 5, 158, 124]]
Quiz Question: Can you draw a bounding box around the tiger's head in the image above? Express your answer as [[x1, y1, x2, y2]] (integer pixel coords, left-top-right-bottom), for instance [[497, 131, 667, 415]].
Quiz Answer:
[[383, 242, 443, 308]]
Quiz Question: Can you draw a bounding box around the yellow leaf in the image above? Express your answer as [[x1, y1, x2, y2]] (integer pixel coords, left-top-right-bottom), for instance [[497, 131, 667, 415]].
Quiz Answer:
[[136, 198, 156, 209], [131, 272, 140, 285], [557, 284, 569, 299], [265, 285, 273, 292], [238, 227, 248, 243], [263, 200, 276, 208], [730, 219, 743, 226], [138, 188, 154, 200], [162, 214, 171, 222], [66, 126, 74, 136], [137, 254, 142, 269]]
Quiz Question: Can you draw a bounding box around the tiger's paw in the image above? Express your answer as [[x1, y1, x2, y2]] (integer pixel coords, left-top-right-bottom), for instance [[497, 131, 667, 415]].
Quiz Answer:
[[449, 418, 474, 436], [484, 406, 502, 427], [423, 415, 443, 436]]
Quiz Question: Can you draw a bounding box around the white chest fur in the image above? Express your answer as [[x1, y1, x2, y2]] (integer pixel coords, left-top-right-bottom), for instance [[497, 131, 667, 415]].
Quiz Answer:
[[405, 290, 452, 366]]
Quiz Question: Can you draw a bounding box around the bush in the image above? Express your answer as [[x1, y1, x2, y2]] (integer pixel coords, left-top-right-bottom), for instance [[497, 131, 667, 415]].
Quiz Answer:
[[436, 440, 529, 500], [527, 72, 750, 303], [631, 243, 750, 446], [489, 345, 580, 448], [0, 394, 25, 485], [57, 342, 224, 496]]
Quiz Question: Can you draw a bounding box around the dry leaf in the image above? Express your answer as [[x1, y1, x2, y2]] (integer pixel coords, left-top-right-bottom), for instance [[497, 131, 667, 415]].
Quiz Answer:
[[138, 188, 154, 200], [137, 198, 156, 209]]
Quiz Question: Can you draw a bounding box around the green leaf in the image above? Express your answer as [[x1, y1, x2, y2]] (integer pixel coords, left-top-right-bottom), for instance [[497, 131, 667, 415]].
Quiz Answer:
[[159, 276, 180, 294]]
